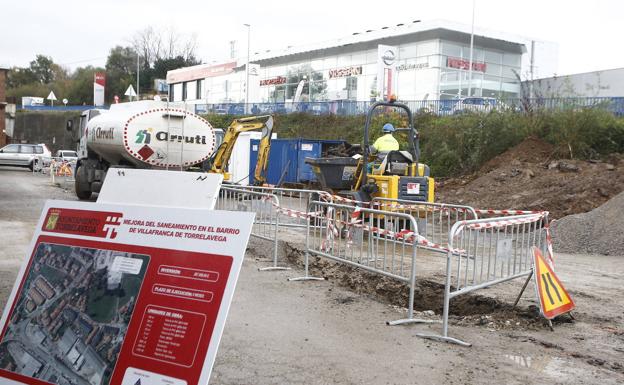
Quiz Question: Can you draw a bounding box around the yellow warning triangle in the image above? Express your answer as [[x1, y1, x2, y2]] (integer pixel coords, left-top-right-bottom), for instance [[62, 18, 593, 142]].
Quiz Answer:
[[532, 247, 575, 319]]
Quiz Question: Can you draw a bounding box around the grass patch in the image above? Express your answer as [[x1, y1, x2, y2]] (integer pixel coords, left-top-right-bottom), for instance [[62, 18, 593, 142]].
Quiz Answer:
[[85, 277, 117, 324], [119, 276, 141, 308], [39, 264, 67, 287]]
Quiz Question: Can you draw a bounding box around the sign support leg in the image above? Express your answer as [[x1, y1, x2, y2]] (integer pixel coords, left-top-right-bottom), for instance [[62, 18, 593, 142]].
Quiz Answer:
[[513, 270, 533, 308]]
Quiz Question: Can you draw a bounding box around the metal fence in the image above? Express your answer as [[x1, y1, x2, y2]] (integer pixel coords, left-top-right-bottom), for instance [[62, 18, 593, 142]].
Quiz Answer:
[[222, 185, 332, 228], [371, 198, 478, 252], [193, 97, 624, 117], [416, 212, 550, 346], [289, 200, 439, 326], [17, 97, 624, 116], [216, 186, 289, 271], [214, 187, 555, 344]]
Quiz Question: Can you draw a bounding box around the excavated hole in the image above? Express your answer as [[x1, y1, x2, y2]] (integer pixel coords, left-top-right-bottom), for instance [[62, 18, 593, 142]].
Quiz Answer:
[[280, 242, 571, 330]]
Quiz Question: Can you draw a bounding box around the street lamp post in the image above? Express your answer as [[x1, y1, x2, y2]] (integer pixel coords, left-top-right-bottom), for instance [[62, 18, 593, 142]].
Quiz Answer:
[[137, 52, 140, 101], [467, 0, 476, 97], [244, 23, 251, 114]]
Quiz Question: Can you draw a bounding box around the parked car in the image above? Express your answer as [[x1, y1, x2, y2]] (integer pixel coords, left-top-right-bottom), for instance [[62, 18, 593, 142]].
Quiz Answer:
[[0, 143, 50, 170], [55, 150, 78, 162], [451, 97, 514, 114]]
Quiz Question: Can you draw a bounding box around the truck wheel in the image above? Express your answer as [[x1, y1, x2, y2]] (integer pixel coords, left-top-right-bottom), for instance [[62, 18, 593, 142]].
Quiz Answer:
[[75, 166, 92, 200]]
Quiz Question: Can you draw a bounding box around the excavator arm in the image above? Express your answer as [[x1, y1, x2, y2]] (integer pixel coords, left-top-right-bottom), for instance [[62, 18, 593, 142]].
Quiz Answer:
[[206, 115, 274, 184]]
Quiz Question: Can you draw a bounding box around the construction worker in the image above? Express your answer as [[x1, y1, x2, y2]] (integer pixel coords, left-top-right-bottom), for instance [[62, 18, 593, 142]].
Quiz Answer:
[[372, 123, 399, 154]]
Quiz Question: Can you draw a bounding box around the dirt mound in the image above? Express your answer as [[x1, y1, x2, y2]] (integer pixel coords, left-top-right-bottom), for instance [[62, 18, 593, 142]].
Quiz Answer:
[[551, 191, 624, 255], [436, 137, 624, 218], [480, 136, 555, 172]]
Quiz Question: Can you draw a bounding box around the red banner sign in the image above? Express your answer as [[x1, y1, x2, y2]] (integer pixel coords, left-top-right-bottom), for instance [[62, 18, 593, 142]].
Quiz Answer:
[[260, 76, 287, 86], [329, 66, 362, 79], [42, 207, 123, 239], [94, 72, 106, 86], [446, 57, 487, 72]]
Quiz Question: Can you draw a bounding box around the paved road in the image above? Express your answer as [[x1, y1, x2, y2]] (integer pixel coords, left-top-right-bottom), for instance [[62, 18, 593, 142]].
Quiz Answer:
[[0, 166, 622, 385]]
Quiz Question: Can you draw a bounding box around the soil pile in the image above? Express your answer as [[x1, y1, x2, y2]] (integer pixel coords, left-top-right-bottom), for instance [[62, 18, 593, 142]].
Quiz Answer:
[[436, 137, 624, 219], [551, 191, 624, 255]]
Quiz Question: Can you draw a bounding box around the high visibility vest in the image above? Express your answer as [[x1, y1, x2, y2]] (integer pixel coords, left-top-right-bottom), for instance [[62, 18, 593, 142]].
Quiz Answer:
[[373, 134, 399, 152]]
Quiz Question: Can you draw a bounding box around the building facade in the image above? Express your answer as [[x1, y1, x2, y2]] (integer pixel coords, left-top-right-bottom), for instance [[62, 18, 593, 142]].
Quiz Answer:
[[526, 67, 624, 98], [167, 20, 556, 105]]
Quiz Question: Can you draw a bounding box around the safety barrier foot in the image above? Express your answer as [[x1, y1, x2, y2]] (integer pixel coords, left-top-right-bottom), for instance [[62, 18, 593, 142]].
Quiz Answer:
[[287, 276, 326, 282], [258, 266, 291, 271], [415, 333, 472, 347], [387, 318, 441, 326]]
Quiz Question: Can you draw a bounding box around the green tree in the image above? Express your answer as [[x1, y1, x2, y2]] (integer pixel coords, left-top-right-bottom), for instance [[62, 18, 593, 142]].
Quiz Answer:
[[66, 66, 105, 105], [7, 67, 37, 88], [29, 55, 59, 84], [105, 46, 138, 103]]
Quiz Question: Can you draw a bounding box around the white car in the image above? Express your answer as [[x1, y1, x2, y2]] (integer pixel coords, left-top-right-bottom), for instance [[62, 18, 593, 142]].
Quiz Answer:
[[56, 150, 78, 162], [0, 143, 50, 170], [451, 97, 513, 114]]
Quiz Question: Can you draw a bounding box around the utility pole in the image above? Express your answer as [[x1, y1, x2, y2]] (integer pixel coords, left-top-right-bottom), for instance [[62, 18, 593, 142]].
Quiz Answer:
[[136, 52, 140, 101], [467, 0, 476, 97], [244, 23, 251, 114], [530, 40, 535, 98]]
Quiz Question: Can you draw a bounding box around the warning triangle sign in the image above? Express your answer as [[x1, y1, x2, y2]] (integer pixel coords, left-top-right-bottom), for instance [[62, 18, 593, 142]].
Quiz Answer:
[[532, 247, 575, 319]]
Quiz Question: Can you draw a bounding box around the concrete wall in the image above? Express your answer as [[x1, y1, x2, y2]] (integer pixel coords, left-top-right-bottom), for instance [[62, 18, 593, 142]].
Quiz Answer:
[[12, 111, 79, 153]]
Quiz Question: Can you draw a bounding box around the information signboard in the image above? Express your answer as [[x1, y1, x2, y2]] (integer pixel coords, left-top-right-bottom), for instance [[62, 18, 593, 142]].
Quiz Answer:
[[0, 200, 254, 385], [97, 169, 223, 209]]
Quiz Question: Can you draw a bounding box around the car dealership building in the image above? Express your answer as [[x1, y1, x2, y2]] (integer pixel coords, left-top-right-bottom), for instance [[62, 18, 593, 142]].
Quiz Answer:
[[166, 20, 556, 105]]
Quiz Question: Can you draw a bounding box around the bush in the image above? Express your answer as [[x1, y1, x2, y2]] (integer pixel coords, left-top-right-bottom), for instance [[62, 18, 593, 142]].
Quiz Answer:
[[202, 108, 624, 178]]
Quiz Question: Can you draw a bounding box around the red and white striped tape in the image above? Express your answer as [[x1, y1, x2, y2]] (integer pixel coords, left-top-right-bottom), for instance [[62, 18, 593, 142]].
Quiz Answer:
[[461, 213, 546, 230], [474, 209, 544, 215], [250, 192, 556, 265]]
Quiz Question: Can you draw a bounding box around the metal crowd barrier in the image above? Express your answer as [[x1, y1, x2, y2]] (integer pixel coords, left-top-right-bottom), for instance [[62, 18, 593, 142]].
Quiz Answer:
[[371, 198, 478, 253], [416, 212, 549, 346], [216, 186, 289, 271], [47, 158, 76, 188], [289, 200, 437, 326], [226, 185, 332, 228]]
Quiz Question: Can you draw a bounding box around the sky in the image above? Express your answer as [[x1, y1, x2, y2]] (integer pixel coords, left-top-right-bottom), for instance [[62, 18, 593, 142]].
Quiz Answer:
[[1, 0, 622, 78]]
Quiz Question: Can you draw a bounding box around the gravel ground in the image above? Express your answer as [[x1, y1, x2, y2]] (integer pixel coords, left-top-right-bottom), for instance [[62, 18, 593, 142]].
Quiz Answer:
[[551, 191, 624, 256], [1, 166, 623, 385]]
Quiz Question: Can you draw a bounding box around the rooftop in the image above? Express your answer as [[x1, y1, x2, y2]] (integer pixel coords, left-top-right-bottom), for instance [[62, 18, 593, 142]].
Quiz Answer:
[[167, 19, 545, 83], [249, 19, 530, 63]]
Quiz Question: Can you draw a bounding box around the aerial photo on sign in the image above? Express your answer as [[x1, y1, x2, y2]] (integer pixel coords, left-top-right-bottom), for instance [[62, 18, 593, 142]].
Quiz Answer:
[[0, 243, 149, 385]]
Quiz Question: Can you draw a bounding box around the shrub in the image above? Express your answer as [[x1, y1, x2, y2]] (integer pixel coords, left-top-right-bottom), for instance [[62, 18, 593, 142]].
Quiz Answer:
[[202, 108, 624, 177]]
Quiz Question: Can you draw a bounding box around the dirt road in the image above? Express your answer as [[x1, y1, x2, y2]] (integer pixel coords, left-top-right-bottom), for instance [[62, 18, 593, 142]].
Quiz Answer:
[[0, 167, 622, 384]]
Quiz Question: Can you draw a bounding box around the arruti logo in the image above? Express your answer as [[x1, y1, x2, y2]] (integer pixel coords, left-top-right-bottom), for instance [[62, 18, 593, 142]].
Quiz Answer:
[[135, 128, 152, 144]]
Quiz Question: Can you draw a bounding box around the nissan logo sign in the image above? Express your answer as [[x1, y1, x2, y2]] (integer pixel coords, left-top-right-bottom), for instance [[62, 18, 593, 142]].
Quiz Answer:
[[382, 49, 396, 66]]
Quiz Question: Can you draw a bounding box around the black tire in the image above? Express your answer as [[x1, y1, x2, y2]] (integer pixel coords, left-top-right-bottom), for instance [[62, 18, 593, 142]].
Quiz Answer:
[[75, 166, 92, 200], [28, 161, 34, 171]]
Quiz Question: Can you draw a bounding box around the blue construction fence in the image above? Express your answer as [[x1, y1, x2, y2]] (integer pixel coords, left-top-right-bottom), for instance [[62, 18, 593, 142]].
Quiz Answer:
[[17, 97, 624, 116], [19, 105, 109, 112], [194, 97, 624, 117]]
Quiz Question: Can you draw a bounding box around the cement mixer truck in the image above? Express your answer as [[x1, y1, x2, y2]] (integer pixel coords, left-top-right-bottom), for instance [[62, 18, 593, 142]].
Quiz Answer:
[[66, 100, 218, 200]]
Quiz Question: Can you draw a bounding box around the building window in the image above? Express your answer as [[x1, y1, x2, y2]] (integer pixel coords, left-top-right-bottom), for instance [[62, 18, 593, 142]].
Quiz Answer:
[[182, 82, 188, 100], [169, 84, 174, 101], [196, 80, 202, 99]]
